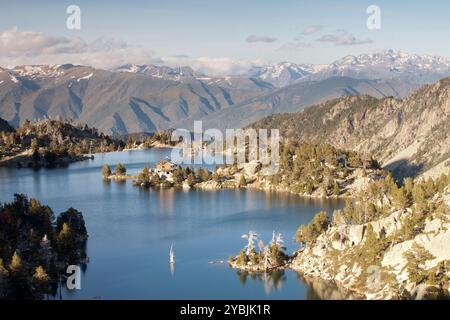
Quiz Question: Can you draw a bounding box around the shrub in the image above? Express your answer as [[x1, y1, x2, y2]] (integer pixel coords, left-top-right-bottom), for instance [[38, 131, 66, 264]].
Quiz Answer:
[[295, 211, 330, 245]]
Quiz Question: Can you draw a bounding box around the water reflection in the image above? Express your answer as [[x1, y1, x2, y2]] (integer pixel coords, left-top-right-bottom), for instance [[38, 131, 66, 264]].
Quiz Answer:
[[296, 273, 361, 300], [170, 262, 175, 277], [234, 270, 287, 295]]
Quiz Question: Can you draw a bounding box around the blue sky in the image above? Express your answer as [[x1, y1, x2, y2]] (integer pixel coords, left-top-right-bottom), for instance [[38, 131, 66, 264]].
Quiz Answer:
[[0, 0, 449, 73]]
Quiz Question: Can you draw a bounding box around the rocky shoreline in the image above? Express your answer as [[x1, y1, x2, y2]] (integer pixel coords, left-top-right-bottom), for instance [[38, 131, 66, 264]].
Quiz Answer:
[[229, 185, 450, 300], [194, 161, 382, 200]]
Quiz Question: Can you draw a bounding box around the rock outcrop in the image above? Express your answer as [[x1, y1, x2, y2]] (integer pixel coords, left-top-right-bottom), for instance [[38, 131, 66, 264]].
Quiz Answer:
[[290, 186, 450, 299]]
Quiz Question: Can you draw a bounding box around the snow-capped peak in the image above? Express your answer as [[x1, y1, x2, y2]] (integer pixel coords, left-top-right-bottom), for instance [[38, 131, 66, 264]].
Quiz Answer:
[[330, 50, 450, 71], [250, 50, 450, 86], [249, 62, 315, 87], [113, 64, 199, 81], [11, 64, 67, 79]]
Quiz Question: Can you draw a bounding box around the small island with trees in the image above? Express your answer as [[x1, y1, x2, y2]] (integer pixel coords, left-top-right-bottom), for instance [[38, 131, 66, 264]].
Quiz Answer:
[[228, 231, 290, 272]]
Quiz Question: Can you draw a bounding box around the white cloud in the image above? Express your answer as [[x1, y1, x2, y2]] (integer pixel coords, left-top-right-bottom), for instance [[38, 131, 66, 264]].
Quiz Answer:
[[300, 25, 323, 36], [316, 30, 373, 46], [245, 35, 278, 43], [0, 27, 268, 76], [0, 27, 85, 56], [0, 27, 157, 69], [163, 56, 267, 76]]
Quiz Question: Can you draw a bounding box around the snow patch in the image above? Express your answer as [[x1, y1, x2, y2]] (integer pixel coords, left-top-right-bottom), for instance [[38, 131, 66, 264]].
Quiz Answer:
[[10, 75, 19, 83], [77, 73, 93, 82]]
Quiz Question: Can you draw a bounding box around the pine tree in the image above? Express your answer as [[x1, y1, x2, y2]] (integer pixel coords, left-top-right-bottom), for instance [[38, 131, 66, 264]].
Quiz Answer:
[[186, 173, 196, 186], [343, 198, 355, 223], [305, 181, 314, 195], [138, 166, 150, 182], [172, 168, 184, 185], [236, 250, 248, 265], [59, 222, 71, 238], [9, 251, 22, 274], [102, 164, 112, 178], [403, 242, 435, 284], [32, 266, 49, 283], [333, 182, 340, 196], [115, 163, 126, 175], [404, 177, 414, 194], [393, 186, 411, 210], [150, 173, 161, 186], [239, 175, 247, 188], [0, 258, 8, 276], [31, 138, 39, 153], [295, 211, 329, 245]]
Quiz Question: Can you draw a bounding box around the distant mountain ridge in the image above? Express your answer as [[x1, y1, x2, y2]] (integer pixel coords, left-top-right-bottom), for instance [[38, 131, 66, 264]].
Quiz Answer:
[[111, 50, 450, 88], [0, 50, 449, 135], [187, 76, 415, 131], [249, 50, 450, 87], [0, 64, 271, 134]]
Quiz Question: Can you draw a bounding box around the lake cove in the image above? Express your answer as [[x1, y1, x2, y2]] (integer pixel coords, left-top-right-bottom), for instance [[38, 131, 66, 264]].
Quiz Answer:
[[180, 304, 214, 317], [0, 148, 346, 299]]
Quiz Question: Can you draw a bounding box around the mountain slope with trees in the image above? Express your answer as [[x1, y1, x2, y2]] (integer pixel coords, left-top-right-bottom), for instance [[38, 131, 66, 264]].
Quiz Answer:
[[0, 194, 88, 299], [0, 118, 124, 168], [251, 77, 450, 179], [292, 171, 450, 299]]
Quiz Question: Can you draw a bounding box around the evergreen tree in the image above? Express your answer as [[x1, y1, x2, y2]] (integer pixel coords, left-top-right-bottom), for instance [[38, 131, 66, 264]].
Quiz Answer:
[[403, 242, 435, 284], [392, 186, 411, 210], [31, 138, 39, 153], [102, 164, 112, 178], [332, 182, 340, 196], [32, 266, 49, 283], [236, 250, 248, 265], [138, 166, 150, 182], [0, 258, 8, 277], [9, 251, 22, 274], [186, 173, 196, 186], [150, 173, 161, 186], [239, 175, 247, 188], [115, 163, 126, 175], [172, 168, 184, 185], [295, 211, 329, 245]]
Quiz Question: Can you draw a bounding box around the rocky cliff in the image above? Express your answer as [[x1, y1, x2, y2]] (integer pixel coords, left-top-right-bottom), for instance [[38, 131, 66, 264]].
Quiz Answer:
[[291, 179, 450, 299]]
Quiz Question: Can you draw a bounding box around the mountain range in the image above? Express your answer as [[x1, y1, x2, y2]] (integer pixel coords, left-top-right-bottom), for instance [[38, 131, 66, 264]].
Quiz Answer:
[[250, 50, 450, 87], [0, 50, 449, 135]]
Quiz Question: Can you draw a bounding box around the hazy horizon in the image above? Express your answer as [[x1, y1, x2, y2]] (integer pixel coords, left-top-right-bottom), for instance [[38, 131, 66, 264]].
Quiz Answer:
[[1, 0, 450, 75]]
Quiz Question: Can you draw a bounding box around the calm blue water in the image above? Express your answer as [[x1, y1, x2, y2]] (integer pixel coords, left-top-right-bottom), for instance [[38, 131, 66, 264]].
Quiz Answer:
[[0, 149, 346, 300]]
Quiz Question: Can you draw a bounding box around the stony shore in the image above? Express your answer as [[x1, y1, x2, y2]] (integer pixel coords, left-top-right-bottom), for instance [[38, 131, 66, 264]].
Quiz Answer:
[[229, 187, 450, 300], [194, 161, 379, 200]]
